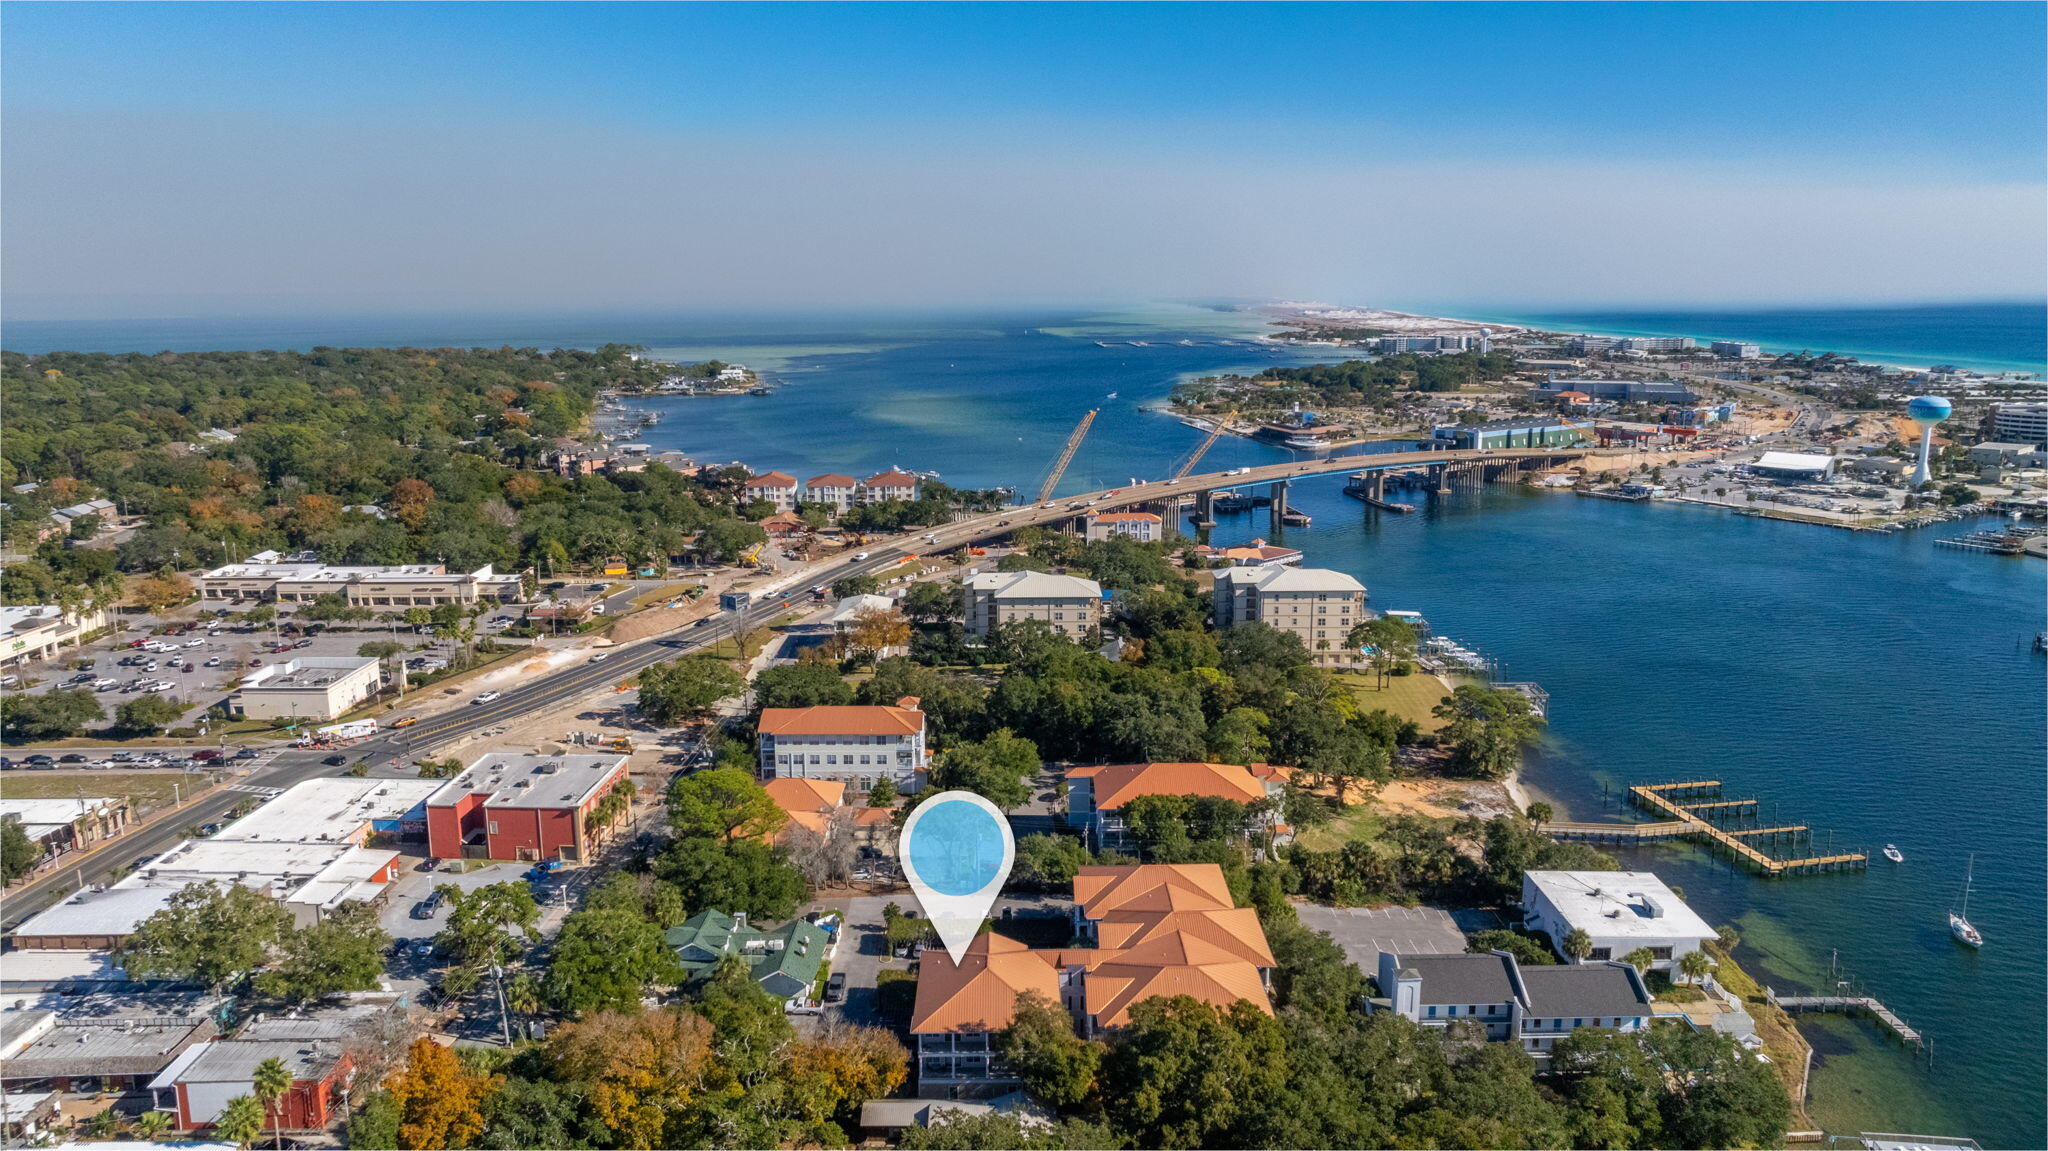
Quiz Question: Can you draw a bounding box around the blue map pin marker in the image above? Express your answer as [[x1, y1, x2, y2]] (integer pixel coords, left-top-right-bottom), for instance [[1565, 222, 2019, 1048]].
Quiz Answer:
[[900, 790, 1015, 962]]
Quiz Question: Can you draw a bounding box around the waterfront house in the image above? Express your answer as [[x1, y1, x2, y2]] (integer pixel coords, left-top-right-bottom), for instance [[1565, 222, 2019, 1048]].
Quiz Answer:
[[804, 473, 859, 514], [859, 470, 921, 504], [1084, 510, 1163, 543], [757, 698, 929, 789], [1064, 762, 1289, 851], [1191, 538, 1303, 569], [1211, 566, 1366, 660], [1372, 950, 1652, 1062], [962, 570, 1103, 639], [744, 471, 801, 511], [1520, 869, 1717, 975]]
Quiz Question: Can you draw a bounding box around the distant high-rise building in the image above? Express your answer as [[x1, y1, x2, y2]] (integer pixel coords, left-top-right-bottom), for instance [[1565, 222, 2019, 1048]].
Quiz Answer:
[[1988, 401, 2048, 447], [1710, 340, 1763, 360]]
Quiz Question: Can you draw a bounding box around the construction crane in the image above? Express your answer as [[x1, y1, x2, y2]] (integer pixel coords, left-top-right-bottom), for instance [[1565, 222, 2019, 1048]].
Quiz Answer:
[[1032, 409, 1097, 504], [1169, 411, 1237, 481]]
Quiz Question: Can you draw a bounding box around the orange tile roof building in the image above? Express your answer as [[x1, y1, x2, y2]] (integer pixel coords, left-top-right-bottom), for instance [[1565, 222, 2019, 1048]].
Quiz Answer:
[[859, 471, 921, 503], [804, 474, 860, 514], [761, 777, 896, 852], [757, 699, 928, 791], [911, 864, 1274, 1098], [1064, 762, 1291, 851], [743, 470, 801, 511], [1083, 509, 1163, 543]]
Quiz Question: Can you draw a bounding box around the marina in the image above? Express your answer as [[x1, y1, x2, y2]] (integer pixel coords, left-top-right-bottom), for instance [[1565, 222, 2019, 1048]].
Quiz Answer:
[[1540, 781, 1869, 877]]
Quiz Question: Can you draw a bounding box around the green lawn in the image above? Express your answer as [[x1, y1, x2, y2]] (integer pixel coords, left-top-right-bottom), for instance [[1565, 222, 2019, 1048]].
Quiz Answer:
[[1335, 670, 1453, 731], [0, 770, 195, 814], [1290, 804, 1387, 853]]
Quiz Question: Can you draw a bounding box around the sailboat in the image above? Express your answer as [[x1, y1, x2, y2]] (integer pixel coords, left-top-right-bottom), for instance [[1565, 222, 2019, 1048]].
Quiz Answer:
[[1949, 853, 1983, 948]]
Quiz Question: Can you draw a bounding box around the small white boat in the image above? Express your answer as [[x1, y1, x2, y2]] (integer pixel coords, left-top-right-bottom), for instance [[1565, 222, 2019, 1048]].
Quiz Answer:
[[1105, 392, 1119, 399], [1949, 853, 1983, 948], [1883, 844, 1904, 863]]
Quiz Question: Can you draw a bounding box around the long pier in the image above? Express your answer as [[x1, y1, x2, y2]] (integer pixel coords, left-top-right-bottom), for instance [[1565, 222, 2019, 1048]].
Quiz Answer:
[[1539, 781, 1867, 877], [1768, 989, 1923, 1048]]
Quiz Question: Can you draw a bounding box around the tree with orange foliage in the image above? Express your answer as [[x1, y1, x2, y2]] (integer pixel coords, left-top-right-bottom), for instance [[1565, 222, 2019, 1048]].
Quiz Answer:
[[292, 493, 341, 535], [132, 569, 195, 614], [383, 1037, 495, 1150], [549, 1009, 717, 1149], [775, 1023, 910, 1143], [389, 478, 435, 531], [845, 607, 912, 661]]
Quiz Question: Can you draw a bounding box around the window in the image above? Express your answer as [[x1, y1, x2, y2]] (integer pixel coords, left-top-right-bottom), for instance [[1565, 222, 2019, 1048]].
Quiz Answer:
[[1573, 1019, 1583, 1028], [1588, 947, 1611, 961], [1551, 1019, 1562, 1030], [1446, 1006, 1456, 1017], [1650, 947, 1673, 960], [1426, 1006, 1437, 1018]]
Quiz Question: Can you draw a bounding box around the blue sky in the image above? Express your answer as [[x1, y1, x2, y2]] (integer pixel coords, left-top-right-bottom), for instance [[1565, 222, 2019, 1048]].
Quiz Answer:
[[4, 3, 2043, 316]]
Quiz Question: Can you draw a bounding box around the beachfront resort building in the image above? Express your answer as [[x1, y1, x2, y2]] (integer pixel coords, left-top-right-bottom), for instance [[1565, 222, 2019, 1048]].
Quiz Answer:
[[1711, 341, 1764, 359], [805, 473, 860, 514], [963, 570, 1103, 639], [757, 699, 930, 790], [1372, 950, 1653, 1062], [744, 471, 801, 511], [195, 551, 522, 609], [230, 655, 384, 722], [1, 604, 111, 668], [424, 751, 632, 863], [1989, 401, 2048, 447], [1064, 762, 1291, 851], [1083, 510, 1163, 543], [1536, 378, 1700, 404], [912, 864, 1275, 1097], [1520, 869, 1717, 975], [1211, 566, 1367, 659]]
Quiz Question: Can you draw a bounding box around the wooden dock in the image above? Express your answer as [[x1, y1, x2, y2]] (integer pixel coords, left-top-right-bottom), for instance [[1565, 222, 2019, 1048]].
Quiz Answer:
[[1537, 781, 1867, 877], [1768, 989, 1923, 1047]]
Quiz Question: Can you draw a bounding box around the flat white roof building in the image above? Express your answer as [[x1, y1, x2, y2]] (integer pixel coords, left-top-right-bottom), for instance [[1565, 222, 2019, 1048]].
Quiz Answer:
[[210, 778, 438, 845], [1748, 451, 1835, 478], [962, 570, 1103, 638], [1521, 870, 1717, 974], [232, 656, 383, 722], [195, 550, 522, 608]]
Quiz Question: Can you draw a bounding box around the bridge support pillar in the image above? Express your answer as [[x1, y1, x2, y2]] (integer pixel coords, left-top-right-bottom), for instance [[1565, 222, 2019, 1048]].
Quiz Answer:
[[1193, 490, 1215, 529], [1269, 480, 1289, 533], [1429, 463, 1450, 494]]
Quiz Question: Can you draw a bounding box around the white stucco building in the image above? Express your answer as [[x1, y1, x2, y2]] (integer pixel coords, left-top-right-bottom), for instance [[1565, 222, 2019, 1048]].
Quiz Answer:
[[962, 570, 1103, 639], [1521, 869, 1718, 974], [1211, 566, 1367, 659]]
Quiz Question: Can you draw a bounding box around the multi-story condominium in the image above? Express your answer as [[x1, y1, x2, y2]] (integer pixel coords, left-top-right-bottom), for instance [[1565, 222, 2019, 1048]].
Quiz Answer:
[[1989, 401, 2048, 446], [912, 864, 1276, 1097], [757, 698, 929, 789], [1520, 870, 1717, 975], [1710, 340, 1763, 359], [1065, 761, 1291, 851], [743, 471, 801, 511], [1083, 510, 1163, 543], [1569, 335, 1619, 354], [804, 473, 859, 514], [962, 571, 1102, 639], [859, 470, 921, 504], [1211, 566, 1367, 658], [1, 604, 110, 668], [1373, 950, 1653, 1063], [195, 551, 522, 609], [1616, 336, 1696, 352], [1536, 378, 1700, 404]]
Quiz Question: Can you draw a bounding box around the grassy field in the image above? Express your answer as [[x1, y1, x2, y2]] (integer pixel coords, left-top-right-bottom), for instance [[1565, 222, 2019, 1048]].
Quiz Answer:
[[1290, 804, 1389, 853], [0, 770, 196, 813], [1335, 670, 1454, 731]]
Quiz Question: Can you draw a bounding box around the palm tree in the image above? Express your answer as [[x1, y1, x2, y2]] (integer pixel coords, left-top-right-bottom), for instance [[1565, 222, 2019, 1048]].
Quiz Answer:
[[1622, 947, 1656, 973], [1562, 928, 1594, 963], [135, 1110, 175, 1139], [1679, 948, 1716, 987], [251, 1055, 292, 1149], [214, 1096, 265, 1150]]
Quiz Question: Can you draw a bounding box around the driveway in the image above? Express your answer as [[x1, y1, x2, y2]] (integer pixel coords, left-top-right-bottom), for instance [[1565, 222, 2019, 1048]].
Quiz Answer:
[[377, 861, 534, 940], [813, 894, 914, 1029], [1292, 902, 1469, 969]]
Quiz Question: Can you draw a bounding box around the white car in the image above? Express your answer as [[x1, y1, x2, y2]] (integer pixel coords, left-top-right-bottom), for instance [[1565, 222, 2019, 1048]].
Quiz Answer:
[[139, 755, 167, 767], [472, 691, 502, 705], [589, 653, 611, 663], [184, 639, 205, 648], [852, 551, 871, 561], [92, 678, 117, 689], [147, 681, 177, 692]]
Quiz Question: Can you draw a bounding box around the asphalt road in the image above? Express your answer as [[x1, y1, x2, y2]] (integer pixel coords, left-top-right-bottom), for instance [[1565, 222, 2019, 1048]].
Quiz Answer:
[[1, 446, 1561, 936]]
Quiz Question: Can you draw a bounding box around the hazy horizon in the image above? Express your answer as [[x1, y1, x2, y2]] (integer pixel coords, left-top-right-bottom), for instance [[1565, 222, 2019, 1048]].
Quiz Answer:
[[4, 3, 2043, 321]]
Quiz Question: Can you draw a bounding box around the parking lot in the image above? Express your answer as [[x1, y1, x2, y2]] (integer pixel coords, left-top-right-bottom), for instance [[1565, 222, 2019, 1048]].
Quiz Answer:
[[1293, 903, 1472, 969]]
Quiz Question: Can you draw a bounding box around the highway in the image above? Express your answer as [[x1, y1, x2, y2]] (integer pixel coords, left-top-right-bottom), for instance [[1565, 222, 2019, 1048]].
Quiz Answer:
[[0, 445, 1580, 935]]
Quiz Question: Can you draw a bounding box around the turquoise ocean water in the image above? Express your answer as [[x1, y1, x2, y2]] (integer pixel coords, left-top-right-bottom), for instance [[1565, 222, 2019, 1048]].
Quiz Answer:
[[8, 302, 2043, 1146]]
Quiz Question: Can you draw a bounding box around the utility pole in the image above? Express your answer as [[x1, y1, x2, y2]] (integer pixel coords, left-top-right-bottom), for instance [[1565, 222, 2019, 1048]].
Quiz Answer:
[[491, 964, 512, 1045]]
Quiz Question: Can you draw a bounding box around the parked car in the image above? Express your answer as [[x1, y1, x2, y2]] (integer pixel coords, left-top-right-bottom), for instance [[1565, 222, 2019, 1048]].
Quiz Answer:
[[412, 891, 446, 919], [322, 754, 348, 766], [203, 656, 222, 667], [825, 972, 848, 1003]]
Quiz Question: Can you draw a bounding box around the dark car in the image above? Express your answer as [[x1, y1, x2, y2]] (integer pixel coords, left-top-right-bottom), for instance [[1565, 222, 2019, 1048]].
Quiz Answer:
[[191, 749, 223, 761], [25, 755, 55, 766], [825, 972, 848, 1003], [322, 754, 348, 766], [411, 891, 446, 919], [235, 747, 259, 759], [59, 753, 89, 763]]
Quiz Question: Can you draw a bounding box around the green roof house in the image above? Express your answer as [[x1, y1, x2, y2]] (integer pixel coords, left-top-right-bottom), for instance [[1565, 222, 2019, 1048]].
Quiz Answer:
[[665, 909, 832, 1006]]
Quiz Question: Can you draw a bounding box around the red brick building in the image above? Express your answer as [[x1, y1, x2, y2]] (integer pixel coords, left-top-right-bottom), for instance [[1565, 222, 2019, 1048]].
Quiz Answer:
[[151, 1039, 352, 1133], [424, 751, 630, 862]]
